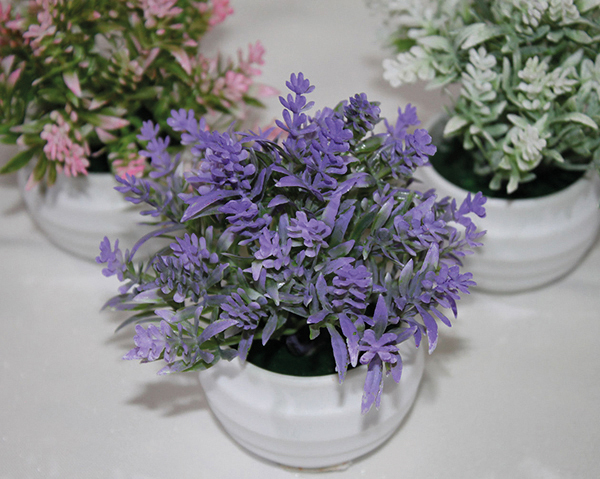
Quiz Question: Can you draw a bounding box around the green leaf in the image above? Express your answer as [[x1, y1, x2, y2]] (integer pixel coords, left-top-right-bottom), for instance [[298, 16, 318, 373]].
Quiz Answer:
[[507, 114, 530, 129], [564, 29, 593, 44], [555, 112, 598, 129], [327, 240, 355, 259], [418, 35, 453, 52], [0, 148, 36, 174], [458, 23, 504, 50], [32, 156, 47, 182], [425, 73, 458, 90], [546, 149, 566, 163], [443, 116, 469, 136], [391, 37, 416, 52], [576, 0, 600, 12], [242, 96, 265, 108], [546, 31, 564, 43], [372, 198, 395, 230], [350, 210, 377, 240]]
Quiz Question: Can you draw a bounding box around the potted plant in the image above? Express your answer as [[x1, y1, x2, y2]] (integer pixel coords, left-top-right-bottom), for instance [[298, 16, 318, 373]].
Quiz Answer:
[[98, 72, 486, 469], [0, 0, 269, 259], [373, 0, 600, 292]]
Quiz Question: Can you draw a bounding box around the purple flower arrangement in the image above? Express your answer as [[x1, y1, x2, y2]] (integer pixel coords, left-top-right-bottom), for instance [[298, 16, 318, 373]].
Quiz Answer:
[[98, 72, 486, 413]]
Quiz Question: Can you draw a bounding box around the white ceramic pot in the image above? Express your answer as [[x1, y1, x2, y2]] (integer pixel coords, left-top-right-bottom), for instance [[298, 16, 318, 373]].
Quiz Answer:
[[199, 340, 425, 470], [18, 169, 153, 261], [416, 164, 600, 293]]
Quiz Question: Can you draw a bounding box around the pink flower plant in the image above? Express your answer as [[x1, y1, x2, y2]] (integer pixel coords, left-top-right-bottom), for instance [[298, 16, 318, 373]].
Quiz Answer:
[[0, 0, 272, 186]]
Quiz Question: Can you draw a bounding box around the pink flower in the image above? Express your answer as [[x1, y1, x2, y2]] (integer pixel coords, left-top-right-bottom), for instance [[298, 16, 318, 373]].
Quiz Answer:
[[40, 112, 90, 177], [209, 0, 233, 27], [247, 41, 265, 66], [113, 156, 147, 178], [139, 0, 183, 28], [222, 71, 251, 103], [23, 8, 56, 53], [238, 41, 265, 76]]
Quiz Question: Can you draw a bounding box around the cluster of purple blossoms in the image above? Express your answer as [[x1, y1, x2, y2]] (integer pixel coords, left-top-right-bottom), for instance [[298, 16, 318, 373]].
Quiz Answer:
[[99, 72, 486, 413]]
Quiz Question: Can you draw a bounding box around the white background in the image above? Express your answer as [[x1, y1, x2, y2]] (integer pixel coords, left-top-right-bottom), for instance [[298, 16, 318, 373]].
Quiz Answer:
[[1, 1, 599, 478]]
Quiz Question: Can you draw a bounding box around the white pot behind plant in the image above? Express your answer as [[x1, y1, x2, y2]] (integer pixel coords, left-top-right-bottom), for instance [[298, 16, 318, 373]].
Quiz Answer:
[[199, 340, 425, 470], [415, 164, 600, 293], [18, 168, 155, 261]]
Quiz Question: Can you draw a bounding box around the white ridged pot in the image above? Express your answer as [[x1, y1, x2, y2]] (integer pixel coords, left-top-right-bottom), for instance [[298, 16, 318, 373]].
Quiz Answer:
[[18, 168, 153, 261], [415, 164, 600, 293], [199, 340, 425, 470]]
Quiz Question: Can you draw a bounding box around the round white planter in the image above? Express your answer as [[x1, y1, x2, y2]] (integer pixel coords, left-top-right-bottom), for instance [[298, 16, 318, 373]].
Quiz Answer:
[[415, 164, 600, 293], [199, 340, 425, 470], [18, 169, 153, 261]]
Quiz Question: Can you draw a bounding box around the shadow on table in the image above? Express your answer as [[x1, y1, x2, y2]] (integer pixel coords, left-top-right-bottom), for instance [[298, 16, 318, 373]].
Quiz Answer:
[[127, 373, 209, 417], [418, 333, 471, 405]]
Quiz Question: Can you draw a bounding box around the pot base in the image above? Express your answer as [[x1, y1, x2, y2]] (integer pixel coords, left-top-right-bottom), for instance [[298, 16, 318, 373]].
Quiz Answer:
[[199, 341, 425, 469]]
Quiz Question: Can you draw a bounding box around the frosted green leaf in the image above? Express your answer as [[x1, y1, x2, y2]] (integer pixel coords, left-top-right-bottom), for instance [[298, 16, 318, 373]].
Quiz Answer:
[[547, 31, 565, 42], [576, 0, 600, 12], [458, 24, 504, 50], [556, 112, 598, 129], [443, 116, 469, 135], [547, 149, 566, 163], [418, 35, 453, 52], [565, 29, 593, 44], [507, 114, 530, 129]]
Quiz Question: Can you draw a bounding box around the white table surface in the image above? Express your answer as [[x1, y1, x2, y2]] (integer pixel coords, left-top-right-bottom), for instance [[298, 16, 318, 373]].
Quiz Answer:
[[1, 1, 599, 478]]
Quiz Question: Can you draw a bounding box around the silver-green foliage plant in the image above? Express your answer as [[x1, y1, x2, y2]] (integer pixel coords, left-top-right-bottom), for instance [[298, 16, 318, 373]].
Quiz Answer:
[[373, 0, 600, 193]]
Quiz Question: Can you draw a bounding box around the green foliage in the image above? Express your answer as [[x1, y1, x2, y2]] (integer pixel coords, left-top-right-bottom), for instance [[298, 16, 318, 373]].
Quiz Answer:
[[376, 0, 600, 194]]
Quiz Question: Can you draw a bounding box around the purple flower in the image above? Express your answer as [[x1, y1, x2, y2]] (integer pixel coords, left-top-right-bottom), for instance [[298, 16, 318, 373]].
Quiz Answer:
[[344, 93, 381, 135], [357, 296, 406, 413], [137, 121, 160, 142], [167, 109, 208, 145], [170, 233, 218, 271], [359, 330, 400, 366], [96, 237, 127, 281], [219, 289, 269, 360], [153, 237, 227, 303], [137, 121, 178, 179], [332, 263, 373, 312], [287, 212, 332, 257], [285, 72, 315, 96], [455, 191, 487, 228], [114, 173, 152, 205], [381, 104, 435, 178], [276, 72, 318, 155], [254, 228, 291, 271], [394, 103, 420, 131], [167, 109, 197, 133], [219, 198, 259, 231], [422, 263, 475, 318], [220, 289, 268, 331], [123, 321, 172, 362], [406, 129, 437, 163], [100, 72, 485, 414], [187, 132, 253, 191]]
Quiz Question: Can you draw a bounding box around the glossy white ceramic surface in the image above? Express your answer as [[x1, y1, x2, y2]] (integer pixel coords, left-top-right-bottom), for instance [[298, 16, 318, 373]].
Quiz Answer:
[[18, 169, 153, 261], [199, 341, 425, 469]]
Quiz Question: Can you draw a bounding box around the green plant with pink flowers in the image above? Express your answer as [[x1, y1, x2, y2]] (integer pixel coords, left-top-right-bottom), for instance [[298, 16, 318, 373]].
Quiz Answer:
[[0, 0, 271, 185]]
